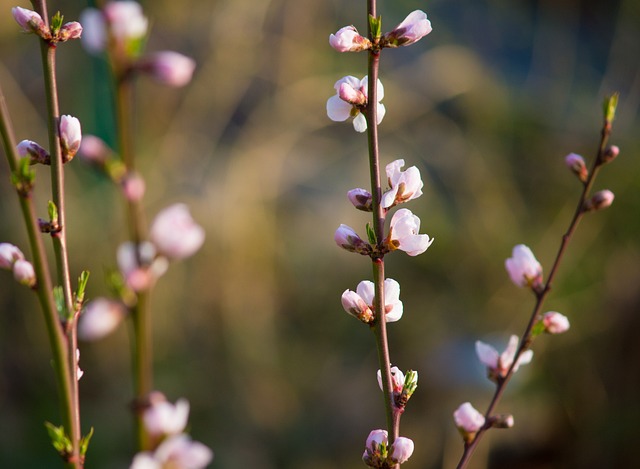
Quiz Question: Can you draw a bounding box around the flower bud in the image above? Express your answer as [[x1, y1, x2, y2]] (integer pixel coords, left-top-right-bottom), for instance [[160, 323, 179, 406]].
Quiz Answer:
[[389, 437, 414, 464], [122, 172, 146, 202], [149, 204, 205, 260], [377, 366, 405, 393], [13, 259, 36, 287], [505, 244, 543, 289], [584, 189, 615, 212], [140, 52, 197, 87], [362, 429, 388, 467], [384, 10, 432, 47], [103, 1, 148, 45], [564, 153, 588, 183], [347, 188, 373, 212], [338, 82, 366, 106], [329, 25, 371, 52], [59, 115, 82, 162], [58, 21, 83, 42], [79, 135, 110, 165], [334, 224, 371, 255], [17, 139, 50, 165], [78, 298, 127, 341], [12, 7, 48, 37], [489, 414, 514, 429], [341, 289, 374, 323], [600, 145, 619, 164], [0, 243, 24, 269], [453, 402, 485, 442], [542, 311, 570, 334]]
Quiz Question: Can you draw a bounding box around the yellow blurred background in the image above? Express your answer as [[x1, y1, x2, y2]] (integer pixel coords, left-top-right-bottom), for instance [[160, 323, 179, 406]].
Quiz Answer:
[[0, 0, 639, 467]]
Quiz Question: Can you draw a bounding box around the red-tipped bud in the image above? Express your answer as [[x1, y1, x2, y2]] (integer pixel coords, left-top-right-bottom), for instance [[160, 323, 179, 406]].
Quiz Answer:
[[564, 153, 588, 183], [584, 189, 615, 212], [58, 21, 83, 42], [600, 145, 619, 164]]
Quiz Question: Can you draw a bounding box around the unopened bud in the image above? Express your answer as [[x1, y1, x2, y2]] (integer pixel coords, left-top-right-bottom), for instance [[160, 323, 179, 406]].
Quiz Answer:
[[600, 145, 619, 165], [542, 311, 570, 334], [489, 414, 514, 429], [564, 153, 588, 183], [17, 140, 50, 165], [334, 224, 371, 255], [12, 7, 49, 38], [347, 188, 373, 212], [58, 21, 83, 42], [0, 243, 25, 269], [13, 259, 36, 287], [59, 115, 82, 162], [122, 172, 146, 202], [79, 135, 110, 165], [584, 190, 615, 212], [329, 26, 371, 53], [140, 52, 196, 87], [339, 82, 366, 106]]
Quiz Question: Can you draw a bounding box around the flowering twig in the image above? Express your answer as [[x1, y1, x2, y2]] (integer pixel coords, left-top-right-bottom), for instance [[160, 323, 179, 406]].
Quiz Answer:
[[454, 94, 620, 469]]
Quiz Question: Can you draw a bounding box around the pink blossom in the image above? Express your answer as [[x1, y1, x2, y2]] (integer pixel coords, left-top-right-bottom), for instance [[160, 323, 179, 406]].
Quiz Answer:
[[141, 52, 196, 87], [59, 21, 83, 42], [388, 208, 433, 256], [476, 335, 533, 381], [143, 394, 190, 437], [59, 115, 82, 161], [453, 402, 485, 434], [104, 1, 148, 43], [329, 25, 371, 52], [585, 189, 615, 211], [362, 429, 388, 467], [149, 204, 205, 260], [505, 244, 542, 288], [17, 139, 49, 164], [542, 311, 570, 334], [130, 434, 213, 469], [12, 7, 46, 35], [377, 366, 405, 393], [565, 153, 588, 182], [78, 298, 127, 341], [327, 76, 385, 133], [0, 243, 24, 269], [385, 10, 432, 47], [122, 172, 146, 202], [117, 241, 168, 291], [13, 259, 36, 287], [79, 8, 106, 53], [342, 279, 403, 323], [79, 135, 110, 164], [347, 188, 372, 211], [389, 436, 414, 464], [334, 224, 370, 255], [381, 159, 424, 209]]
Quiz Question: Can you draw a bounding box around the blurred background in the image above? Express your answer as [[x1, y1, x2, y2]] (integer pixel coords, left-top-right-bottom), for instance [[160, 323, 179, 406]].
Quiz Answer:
[[1, 0, 639, 467]]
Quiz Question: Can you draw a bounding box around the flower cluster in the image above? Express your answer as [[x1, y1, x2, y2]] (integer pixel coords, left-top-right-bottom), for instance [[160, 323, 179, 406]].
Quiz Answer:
[[12, 6, 82, 43], [362, 429, 414, 468], [80, 1, 196, 87], [0, 243, 36, 287], [131, 393, 213, 469]]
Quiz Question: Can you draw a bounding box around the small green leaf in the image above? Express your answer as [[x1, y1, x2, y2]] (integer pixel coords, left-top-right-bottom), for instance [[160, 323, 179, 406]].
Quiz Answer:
[[80, 427, 94, 457], [603, 92, 619, 124], [74, 271, 90, 312], [48, 200, 59, 226], [368, 14, 382, 40], [531, 319, 546, 338], [53, 286, 66, 319], [365, 222, 377, 245], [50, 12, 64, 35], [44, 422, 72, 457], [11, 157, 36, 195]]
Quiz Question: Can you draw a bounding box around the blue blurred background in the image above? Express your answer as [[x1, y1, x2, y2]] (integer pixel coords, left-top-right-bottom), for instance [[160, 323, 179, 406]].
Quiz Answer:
[[0, 0, 639, 467]]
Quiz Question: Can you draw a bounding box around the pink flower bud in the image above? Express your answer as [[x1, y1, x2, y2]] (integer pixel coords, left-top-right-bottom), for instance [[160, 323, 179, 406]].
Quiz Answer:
[[453, 402, 485, 440], [584, 189, 615, 211], [542, 311, 570, 334], [0, 243, 24, 269], [490, 414, 515, 429], [505, 244, 543, 288], [389, 436, 414, 464], [329, 25, 371, 52], [59, 115, 82, 162], [341, 289, 374, 323], [338, 82, 366, 106], [362, 429, 388, 467], [13, 259, 36, 287], [384, 10, 432, 47], [58, 21, 83, 42], [12, 7, 47, 36], [476, 335, 533, 382], [388, 208, 433, 256], [78, 298, 127, 341], [118, 241, 168, 291], [601, 145, 619, 164], [334, 224, 371, 255], [347, 188, 373, 212], [564, 153, 588, 183], [122, 172, 146, 202], [79, 135, 110, 164], [149, 204, 205, 260], [17, 139, 50, 165], [143, 394, 190, 437], [377, 366, 405, 393], [103, 1, 148, 44], [381, 159, 424, 208], [141, 52, 197, 87]]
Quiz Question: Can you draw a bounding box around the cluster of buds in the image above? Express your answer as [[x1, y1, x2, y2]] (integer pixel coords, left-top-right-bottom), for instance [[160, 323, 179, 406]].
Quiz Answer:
[[80, 1, 196, 87], [0, 243, 36, 288], [16, 115, 82, 166], [130, 392, 213, 469], [12, 6, 82, 43], [362, 430, 414, 468]]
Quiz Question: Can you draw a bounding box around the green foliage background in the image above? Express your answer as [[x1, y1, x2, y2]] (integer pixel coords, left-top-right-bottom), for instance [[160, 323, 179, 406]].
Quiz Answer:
[[0, 0, 638, 468]]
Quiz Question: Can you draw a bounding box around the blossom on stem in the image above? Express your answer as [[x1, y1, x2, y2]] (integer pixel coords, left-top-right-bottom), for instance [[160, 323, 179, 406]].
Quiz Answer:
[[387, 208, 433, 256], [78, 298, 127, 341], [476, 335, 533, 382], [143, 393, 190, 437], [12, 7, 47, 37], [17, 140, 50, 165], [0, 243, 25, 269], [334, 224, 371, 255], [326, 76, 385, 133], [381, 159, 424, 209], [542, 311, 570, 334], [377, 366, 405, 393], [565, 153, 588, 183], [149, 204, 205, 260], [140, 52, 196, 87], [122, 172, 146, 202], [453, 402, 485, 442], [347, 188, 373, 212], [13, 259, 36, 287], [383, 10, 432, 47], [80, 2, 148, 56], [341, 279, 403, 323], [59, 115, 82, 162], [584, 189, 615, 212], [130, 434, 213, 469], [79, 135, 111, 165], [329, 25, 371, 52], [505, 244, 543, 289], [118, 241, 168, 291], [362, 429, 388, 468], [104, 1, 148, 44], [58, 22, 83, 42], [389, 437, 414, 464], [600, 145, 619, 164]]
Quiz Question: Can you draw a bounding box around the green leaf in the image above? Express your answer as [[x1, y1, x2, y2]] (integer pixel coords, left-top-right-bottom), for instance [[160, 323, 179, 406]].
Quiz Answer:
[[365, 222, 377, 245], [368, 14, 382, 40], [48, 201, 59, 226], [603, 92, 619, 124], [80, 427, 94, 457], [50, 11, 64, 35], [74, 271, 91, 313], [53, 286, 66, 319], [44, 422, 72, 457]]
